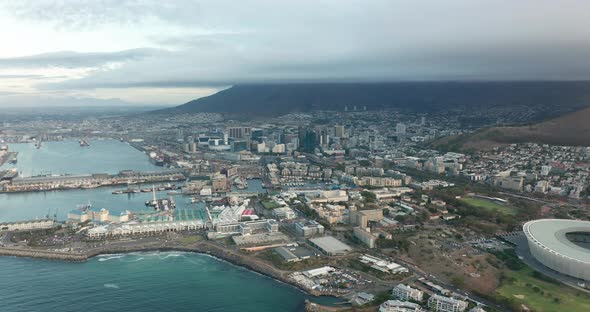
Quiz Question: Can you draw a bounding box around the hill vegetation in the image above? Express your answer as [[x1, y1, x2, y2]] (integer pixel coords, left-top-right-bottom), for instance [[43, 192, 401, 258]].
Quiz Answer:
[[433, 105, 590, 152]]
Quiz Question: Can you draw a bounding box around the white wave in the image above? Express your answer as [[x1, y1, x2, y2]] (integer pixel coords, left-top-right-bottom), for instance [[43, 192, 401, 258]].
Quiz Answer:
[[159, 252, 186, 260], [103, 283, 120, 289], [124, 257, 145, 263], [98, 255, 124, 262], [97, 253, 123, 258]]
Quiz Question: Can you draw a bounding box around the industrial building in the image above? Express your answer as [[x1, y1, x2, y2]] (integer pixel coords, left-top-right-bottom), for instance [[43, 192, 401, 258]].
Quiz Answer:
[[275, 245, 314, 262], [308, 236, 352, 256], [359, 254, 408, 274], [523, 219, 590, 281]]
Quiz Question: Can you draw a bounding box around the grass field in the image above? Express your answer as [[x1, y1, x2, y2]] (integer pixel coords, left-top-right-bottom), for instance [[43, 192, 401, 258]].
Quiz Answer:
[[460, 197, 515, 215], [496, 267, 590, 312], [261, 200, 280, 209]]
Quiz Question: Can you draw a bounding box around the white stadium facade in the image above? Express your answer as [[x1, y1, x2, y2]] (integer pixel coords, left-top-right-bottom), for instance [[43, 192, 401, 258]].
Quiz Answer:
[[523, 219, 590, 281]]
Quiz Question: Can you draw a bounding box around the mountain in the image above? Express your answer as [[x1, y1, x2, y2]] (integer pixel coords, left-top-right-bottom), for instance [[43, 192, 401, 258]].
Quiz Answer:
[[433, 105, 590, 151], [157, 81, 590, 118]]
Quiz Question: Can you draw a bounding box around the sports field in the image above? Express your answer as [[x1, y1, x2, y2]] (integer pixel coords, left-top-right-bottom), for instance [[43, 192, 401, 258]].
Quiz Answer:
[[460, 197, 515, 215]]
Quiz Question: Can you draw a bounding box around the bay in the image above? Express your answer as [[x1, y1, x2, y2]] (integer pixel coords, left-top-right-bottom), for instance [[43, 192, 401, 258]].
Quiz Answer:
[[0, 251, 341, 312]]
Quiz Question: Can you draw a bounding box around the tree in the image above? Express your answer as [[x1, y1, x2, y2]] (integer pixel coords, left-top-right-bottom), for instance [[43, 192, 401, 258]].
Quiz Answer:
[[361, 190, 377, 203]]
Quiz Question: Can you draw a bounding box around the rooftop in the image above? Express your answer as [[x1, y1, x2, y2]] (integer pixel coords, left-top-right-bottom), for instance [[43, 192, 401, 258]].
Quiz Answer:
[[524, 219, 590, 264], [309, 236, 352, 253]]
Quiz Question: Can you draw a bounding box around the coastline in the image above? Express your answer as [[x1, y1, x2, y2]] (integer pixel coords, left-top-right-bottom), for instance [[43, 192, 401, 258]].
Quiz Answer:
[[0, 241, 333, 299]]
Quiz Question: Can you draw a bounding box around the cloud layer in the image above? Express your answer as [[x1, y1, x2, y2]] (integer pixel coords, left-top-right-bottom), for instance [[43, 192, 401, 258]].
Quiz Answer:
[[1, 0, 590, 106]]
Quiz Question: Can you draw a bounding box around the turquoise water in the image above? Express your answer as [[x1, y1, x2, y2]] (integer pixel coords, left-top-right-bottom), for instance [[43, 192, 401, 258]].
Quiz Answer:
[[1, 140, 159, 177], [0, 252, 340, 312]]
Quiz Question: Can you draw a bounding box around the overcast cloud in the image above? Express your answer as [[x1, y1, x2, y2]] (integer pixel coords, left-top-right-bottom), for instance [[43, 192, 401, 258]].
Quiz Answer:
[[1, 0, 590, 106]]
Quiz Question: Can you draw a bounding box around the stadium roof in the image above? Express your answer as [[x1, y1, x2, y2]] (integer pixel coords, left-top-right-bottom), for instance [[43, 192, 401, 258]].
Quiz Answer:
[[524, 219, 590, 264]]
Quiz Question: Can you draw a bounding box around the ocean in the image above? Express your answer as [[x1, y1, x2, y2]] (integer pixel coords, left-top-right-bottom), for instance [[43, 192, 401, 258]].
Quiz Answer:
[[0, 251, 340, 312]]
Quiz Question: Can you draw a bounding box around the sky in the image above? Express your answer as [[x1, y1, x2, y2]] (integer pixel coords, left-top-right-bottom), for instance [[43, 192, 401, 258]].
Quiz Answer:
[[0, 0, 589, 107]]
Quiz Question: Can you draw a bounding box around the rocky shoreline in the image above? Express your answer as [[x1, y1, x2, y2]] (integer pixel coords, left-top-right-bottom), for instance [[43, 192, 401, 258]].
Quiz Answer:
[[0, 241, 333, 299]]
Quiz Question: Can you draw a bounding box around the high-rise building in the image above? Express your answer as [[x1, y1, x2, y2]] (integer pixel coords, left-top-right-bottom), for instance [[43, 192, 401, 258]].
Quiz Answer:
[[176, 128, 184, 142], [228, 127, 251, 139], [251, 128, 264, 142], [319, 128, 330, 147], [396, 123, 407, 135], [299, 127, 317, 153], [230, 140, 248, 152], [334, 125, 345, 138]]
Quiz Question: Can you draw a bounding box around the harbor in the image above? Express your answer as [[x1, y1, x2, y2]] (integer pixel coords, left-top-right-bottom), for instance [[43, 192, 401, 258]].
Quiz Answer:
[[0, 140, 161, 177]]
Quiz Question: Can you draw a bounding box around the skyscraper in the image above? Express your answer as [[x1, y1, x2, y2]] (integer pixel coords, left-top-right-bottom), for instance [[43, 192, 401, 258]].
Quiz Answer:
[[334, 125, 345, 138]]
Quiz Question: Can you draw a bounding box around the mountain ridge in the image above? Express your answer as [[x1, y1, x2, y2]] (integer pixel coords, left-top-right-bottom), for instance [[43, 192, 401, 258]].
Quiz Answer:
[[156, 81, 590, 119]]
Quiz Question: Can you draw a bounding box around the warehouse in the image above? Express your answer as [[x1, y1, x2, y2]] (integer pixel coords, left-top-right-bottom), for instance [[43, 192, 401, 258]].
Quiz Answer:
[[308, 236, 352, 256]]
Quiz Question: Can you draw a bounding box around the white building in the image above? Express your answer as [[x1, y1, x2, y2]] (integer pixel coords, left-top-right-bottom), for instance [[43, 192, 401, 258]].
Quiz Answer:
[[272, 207, 296, 220], [427, 295, 467, 312], [380, 300, 424, 312], [391, 284, 424, 302], [0, 219, 56, 231]]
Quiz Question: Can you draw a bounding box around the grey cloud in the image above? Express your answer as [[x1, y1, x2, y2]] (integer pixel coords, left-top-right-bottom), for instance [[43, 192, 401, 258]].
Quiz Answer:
[[4, 0, 590, 104], [0, 49, 161, 69]]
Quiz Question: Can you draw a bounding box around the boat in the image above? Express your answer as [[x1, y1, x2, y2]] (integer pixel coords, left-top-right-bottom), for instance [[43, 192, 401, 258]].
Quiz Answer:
[[145, 186, 158, 207], [234, 176, 248, 189], [79, 139, 90, 147]]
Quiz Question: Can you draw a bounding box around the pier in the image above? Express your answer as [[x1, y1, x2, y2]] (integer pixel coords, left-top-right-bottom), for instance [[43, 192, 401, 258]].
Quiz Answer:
[[0, 169, 186, 193]]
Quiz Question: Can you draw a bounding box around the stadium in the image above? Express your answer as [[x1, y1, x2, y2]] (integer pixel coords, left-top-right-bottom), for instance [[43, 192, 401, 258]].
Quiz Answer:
[[523, 219, 590, 281]]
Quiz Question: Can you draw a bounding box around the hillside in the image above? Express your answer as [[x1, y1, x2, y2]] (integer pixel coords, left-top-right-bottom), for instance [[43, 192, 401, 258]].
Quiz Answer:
[[433, 106, 590, 151], [156, 82, 590, 118]]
